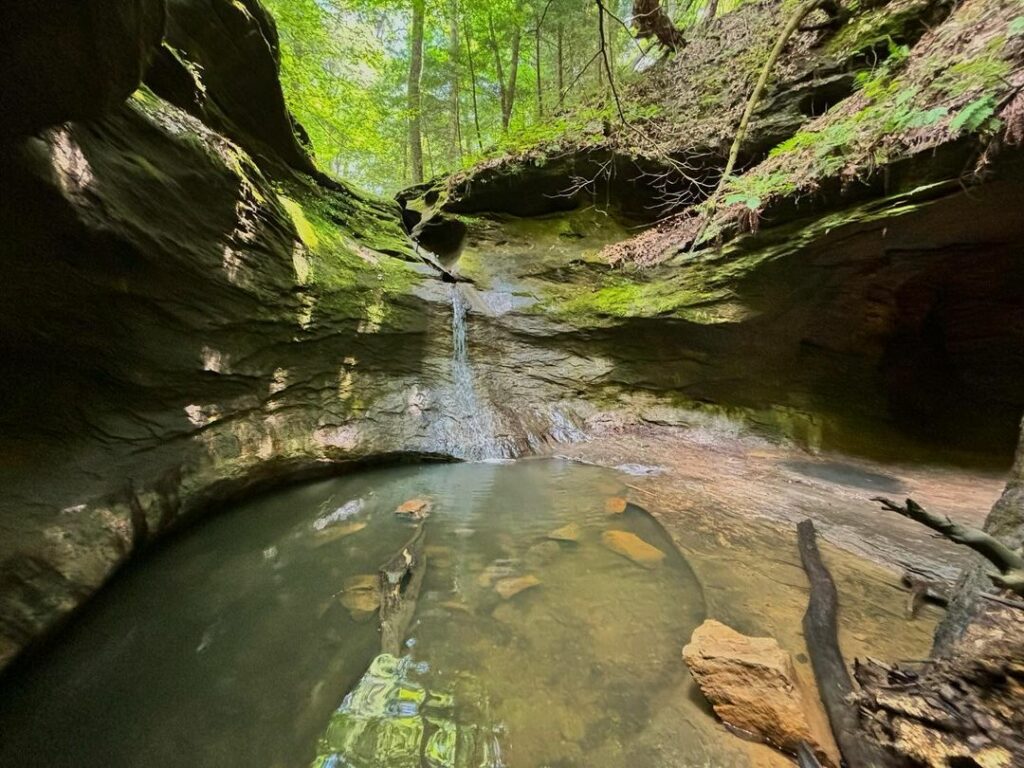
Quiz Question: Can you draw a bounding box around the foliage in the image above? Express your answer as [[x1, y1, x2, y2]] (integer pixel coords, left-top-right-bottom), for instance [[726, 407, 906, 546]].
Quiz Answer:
[[264, 0, 658, 193]]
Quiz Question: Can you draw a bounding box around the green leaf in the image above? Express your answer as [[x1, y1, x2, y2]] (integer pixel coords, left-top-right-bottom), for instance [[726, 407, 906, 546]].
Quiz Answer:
[[1009, 16, 1024, 37], [906, 107, 948, 129], [950, 96, 997, 134]]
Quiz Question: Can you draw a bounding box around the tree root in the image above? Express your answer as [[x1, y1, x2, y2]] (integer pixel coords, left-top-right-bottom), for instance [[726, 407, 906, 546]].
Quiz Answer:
[[873, 497, 1024, 596]]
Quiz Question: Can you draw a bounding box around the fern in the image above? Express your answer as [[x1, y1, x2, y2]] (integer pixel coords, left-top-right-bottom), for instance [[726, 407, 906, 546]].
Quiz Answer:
[[950, 96, 997, 134]]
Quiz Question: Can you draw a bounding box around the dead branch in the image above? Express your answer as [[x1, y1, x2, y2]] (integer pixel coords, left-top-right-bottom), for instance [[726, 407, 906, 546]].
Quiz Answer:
[[379, 523, 428, 656], [797, 520, 897, 768], [873, 497, 1024, 595]]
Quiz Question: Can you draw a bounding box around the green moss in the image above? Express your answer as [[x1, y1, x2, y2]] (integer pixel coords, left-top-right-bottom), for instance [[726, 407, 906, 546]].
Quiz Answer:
[[279, 195, 320, 249], [825, 0, 933, 59]]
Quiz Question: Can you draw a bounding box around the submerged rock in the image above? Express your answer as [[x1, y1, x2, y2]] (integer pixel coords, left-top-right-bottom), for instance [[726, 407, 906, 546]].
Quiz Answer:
[[494, 575, 541, 600], [314, 521, 367, 545], [525, 540, 561, 568], [313, 499, 364, 530], [601, 530, 665, 567], [604, 497, 628, 515], [682, 619, 839, 767], [547, 522, 581, 542]]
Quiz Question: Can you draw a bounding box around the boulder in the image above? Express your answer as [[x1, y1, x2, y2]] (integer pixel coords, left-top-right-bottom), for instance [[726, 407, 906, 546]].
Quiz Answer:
[[601, 530, 665, 567], [682, 619, 840, 767]]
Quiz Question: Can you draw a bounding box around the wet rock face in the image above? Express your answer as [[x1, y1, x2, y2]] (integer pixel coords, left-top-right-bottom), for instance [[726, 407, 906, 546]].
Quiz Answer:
[[683, 619, 840, 767], [0, 0, 166, 137]]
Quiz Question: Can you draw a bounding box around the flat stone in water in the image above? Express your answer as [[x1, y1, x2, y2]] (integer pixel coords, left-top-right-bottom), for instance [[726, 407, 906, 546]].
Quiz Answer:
[[602, 530, 666, 567], [314, 520, 367, 544], [396, 498, 432, 518], [494, 574, 541, 599], [605, 496, 628, 515], [548, 522, 581, 541]]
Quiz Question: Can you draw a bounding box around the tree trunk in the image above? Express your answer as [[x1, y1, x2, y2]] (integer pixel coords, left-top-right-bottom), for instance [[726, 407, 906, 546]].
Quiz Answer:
[[407, 0, 425, 183], [464, 18, 484, 151], [449, 0, 462, 165], [505, 23, 522, 130], [557, 22, 564, 108], [534, 13, 543, 118], [857, 419, 1024, 765], [487, 13, 509, 132], [699, 0, 719, 25]]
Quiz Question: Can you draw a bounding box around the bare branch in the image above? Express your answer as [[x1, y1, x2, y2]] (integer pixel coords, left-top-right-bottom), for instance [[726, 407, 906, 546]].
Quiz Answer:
[[873, 497, 1024, 595]]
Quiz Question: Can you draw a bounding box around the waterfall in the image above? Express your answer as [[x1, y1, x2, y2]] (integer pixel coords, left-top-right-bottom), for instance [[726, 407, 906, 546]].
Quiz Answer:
[[448, 284, 503, 460]]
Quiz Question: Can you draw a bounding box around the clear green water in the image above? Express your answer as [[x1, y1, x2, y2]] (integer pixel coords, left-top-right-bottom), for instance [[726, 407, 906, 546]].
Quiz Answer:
[[0, 459, 713, 768]]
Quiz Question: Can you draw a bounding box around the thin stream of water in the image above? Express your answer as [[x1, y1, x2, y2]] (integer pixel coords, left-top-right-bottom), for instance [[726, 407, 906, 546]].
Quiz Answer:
[[447, 284, 504, 461]]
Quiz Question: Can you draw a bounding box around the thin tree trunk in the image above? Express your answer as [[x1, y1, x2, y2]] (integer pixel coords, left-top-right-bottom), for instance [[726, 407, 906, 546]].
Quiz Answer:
[[449, 0, 463, 165], [557, 22, 564, 108], [535, 13, 543, 118], [407, 0, 425, 183], [488, 13, 508, 132], [464, 18, 484, 151], [505, 23, 522, 130]]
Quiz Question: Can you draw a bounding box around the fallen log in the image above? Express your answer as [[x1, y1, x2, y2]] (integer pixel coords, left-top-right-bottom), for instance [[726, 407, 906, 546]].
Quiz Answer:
[[797, 520, 896, 768], [379, 523, 428, 656]]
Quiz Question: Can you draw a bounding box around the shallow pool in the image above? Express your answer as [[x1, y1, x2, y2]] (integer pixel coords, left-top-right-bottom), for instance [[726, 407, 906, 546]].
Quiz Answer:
[[0, 459, 725, 767]]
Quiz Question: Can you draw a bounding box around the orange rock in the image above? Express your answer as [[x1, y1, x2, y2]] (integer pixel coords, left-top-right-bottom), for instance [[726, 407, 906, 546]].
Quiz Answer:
[[494, 575, 541, 600], [601, 530, 665, 567], [604, 496, 628, 515], [682, 620, 840, 768], [395, 498, 432, 518]]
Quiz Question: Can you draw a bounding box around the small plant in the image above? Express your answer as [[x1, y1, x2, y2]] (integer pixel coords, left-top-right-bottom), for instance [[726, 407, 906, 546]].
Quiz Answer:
[[950, 95, 999, 134]]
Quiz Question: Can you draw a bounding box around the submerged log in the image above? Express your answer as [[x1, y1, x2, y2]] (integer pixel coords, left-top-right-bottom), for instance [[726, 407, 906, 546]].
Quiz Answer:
[[379, 523, 428, 656], [796, 520, 896, 768]]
